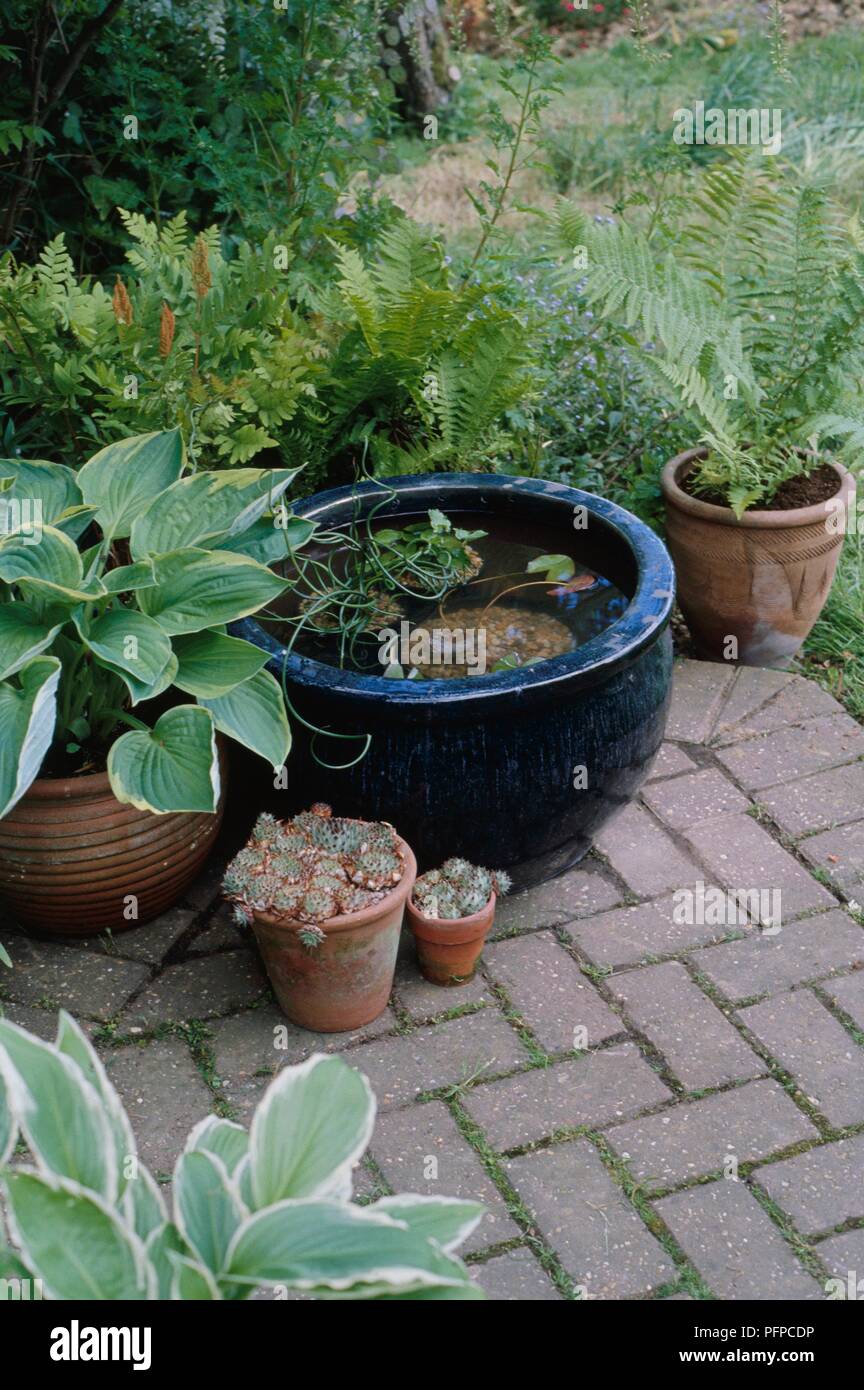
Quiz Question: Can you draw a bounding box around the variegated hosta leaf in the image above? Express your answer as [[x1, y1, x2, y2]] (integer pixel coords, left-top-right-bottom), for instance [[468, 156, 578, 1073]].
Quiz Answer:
[[54, 1011, 137, 1204], [169, 1251, 221, 1300], [0, 1072, 15, 1167], [0, 524, 89, 599], [138, 548, 288, 635], [219, 512, 316, 565], [0, 656, 60, 819], [107, 705, 220, 814], [123, 1166, 168, 1243], [369, 1196, 484, 1254], [145, 1222, 187, 1301], [128, 467, 302, 558], [74, 608, 174, 706], [184, 1115, 249, 1176], [0, 457, 81, 526], [199, 669, 290, 771], [172, 630, 268, 698], [222, 1199, 475, 1297], [173, 1149, 246, 1275], [248, 1054, 375, 1207], [0, 1018, 117, 1200], [2, 1171, 155, 1300], [0, 605, 62, 681], [77, 428, 185, 540]]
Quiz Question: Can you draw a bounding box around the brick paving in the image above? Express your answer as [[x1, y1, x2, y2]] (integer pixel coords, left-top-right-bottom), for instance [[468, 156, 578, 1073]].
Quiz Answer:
[[2, 657, 864, 1301]]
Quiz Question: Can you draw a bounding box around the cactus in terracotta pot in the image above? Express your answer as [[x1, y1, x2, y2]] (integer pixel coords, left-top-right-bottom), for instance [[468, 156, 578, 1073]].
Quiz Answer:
[[222, 805, 416, 1033], [407, 858, 511, 987]]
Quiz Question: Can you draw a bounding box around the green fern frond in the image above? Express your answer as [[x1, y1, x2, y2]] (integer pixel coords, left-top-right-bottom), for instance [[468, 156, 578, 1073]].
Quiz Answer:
[[217, 423, 279, 465], [117, 208, 158, 249], [646, 356, 737, 442], [158, 211, 190, 259], [36, 234, 76, 296], [569, 219, 753, 389], [680, 151, 785, 304], [373, 218, 446, 298], [551, 199, 588, 259], [806, 409, 864, 469], [335, 246, 381, 354]]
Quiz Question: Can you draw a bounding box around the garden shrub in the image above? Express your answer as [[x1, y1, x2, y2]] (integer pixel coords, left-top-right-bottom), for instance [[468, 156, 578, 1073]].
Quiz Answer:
[[0, 211, 321, 469], [1, 0, 396, 271], [0, 211, 538, 482], [553, 159, 864, 512]]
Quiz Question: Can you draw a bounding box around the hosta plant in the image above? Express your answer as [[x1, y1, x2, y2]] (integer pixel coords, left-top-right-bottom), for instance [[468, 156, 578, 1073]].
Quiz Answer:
[[412, 860, 512, 921], [224, 805, 405, 940], [0, 427, 311, 818], [0, 1013, 484, 1300]]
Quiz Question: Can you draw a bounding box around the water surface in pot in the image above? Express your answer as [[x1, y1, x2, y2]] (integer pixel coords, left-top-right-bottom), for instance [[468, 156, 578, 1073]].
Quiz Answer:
[[271, 512, 629, 679]]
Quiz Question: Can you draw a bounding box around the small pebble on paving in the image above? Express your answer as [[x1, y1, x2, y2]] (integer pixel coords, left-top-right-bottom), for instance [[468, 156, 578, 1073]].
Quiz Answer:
[[4, 659, 863, 1301]]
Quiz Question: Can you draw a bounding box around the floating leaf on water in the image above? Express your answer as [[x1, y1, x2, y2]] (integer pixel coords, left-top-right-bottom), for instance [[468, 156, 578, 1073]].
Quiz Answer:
[[548, 574, 597, 596]]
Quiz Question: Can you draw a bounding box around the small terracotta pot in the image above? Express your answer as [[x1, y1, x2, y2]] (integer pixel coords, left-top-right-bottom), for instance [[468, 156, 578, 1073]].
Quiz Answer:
[[406, 893, 496, 987], [250, 841, 417, 1033], [0, 760, 226, 938], [662, 449, 855, 667]]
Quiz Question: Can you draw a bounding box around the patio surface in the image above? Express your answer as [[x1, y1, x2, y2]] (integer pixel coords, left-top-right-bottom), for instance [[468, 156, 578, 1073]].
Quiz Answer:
[[3, 657, 864, 1300]]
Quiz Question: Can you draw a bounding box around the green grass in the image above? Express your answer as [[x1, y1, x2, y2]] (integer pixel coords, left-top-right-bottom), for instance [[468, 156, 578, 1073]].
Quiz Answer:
[[802, 531, 864, 722]]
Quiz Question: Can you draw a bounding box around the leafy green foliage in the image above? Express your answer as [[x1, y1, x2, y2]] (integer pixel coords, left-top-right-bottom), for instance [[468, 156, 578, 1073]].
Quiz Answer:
[[803, 529, 864, 722], [0, 430, 300, 815], [491, 256, 692, 527], [0, 1014, 483, 1300], [284, 488, 487, 672], [305, 216, 537, 478], [0, 213, 321, 469], [0, 208, 537, 483], [0, 1, 396, 271]]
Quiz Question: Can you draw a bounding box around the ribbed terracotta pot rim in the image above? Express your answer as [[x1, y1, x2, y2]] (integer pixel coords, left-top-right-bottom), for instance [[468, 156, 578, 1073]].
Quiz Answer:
[[251, 840, 417, 935], [18, 766, 113, 801], [408, 892, 495, 942], [662, 448, 854, 530]]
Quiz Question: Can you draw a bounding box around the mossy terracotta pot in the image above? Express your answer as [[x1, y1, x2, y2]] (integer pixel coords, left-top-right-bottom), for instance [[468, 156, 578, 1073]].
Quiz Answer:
[[406, 892, 496, 986], [250, 841, 417, 1032], [662, 449, 856, 667], [0, 762, 226, 938]]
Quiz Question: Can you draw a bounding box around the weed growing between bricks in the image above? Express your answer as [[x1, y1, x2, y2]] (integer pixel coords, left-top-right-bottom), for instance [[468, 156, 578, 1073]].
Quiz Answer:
[[448, 1098, 583, 1300]]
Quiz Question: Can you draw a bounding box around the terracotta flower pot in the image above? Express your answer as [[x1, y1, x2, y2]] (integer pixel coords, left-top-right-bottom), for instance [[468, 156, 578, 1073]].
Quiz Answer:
[[662, 449, 856, 667], [406, 893, 496, 987], [0, 762, 226, 938], [250, 841, 417, 1032]]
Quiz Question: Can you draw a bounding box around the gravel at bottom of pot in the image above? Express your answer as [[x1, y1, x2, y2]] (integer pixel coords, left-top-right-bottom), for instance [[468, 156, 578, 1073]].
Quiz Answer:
[[406, 895, 496, 987], [250, 841, 417, 1032]]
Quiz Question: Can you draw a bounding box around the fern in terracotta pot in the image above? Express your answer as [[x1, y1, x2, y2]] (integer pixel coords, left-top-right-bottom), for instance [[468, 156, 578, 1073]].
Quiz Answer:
[[554, 158, 860, 665]]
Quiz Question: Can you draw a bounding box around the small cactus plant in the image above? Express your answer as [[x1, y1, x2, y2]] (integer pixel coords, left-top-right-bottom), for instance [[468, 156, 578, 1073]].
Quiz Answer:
[[222, 804, 405, 947], [411, 858, 512, 921]]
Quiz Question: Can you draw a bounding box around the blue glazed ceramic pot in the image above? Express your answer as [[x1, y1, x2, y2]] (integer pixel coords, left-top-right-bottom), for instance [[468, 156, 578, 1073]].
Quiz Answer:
[[232, 474, 675, 887]]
